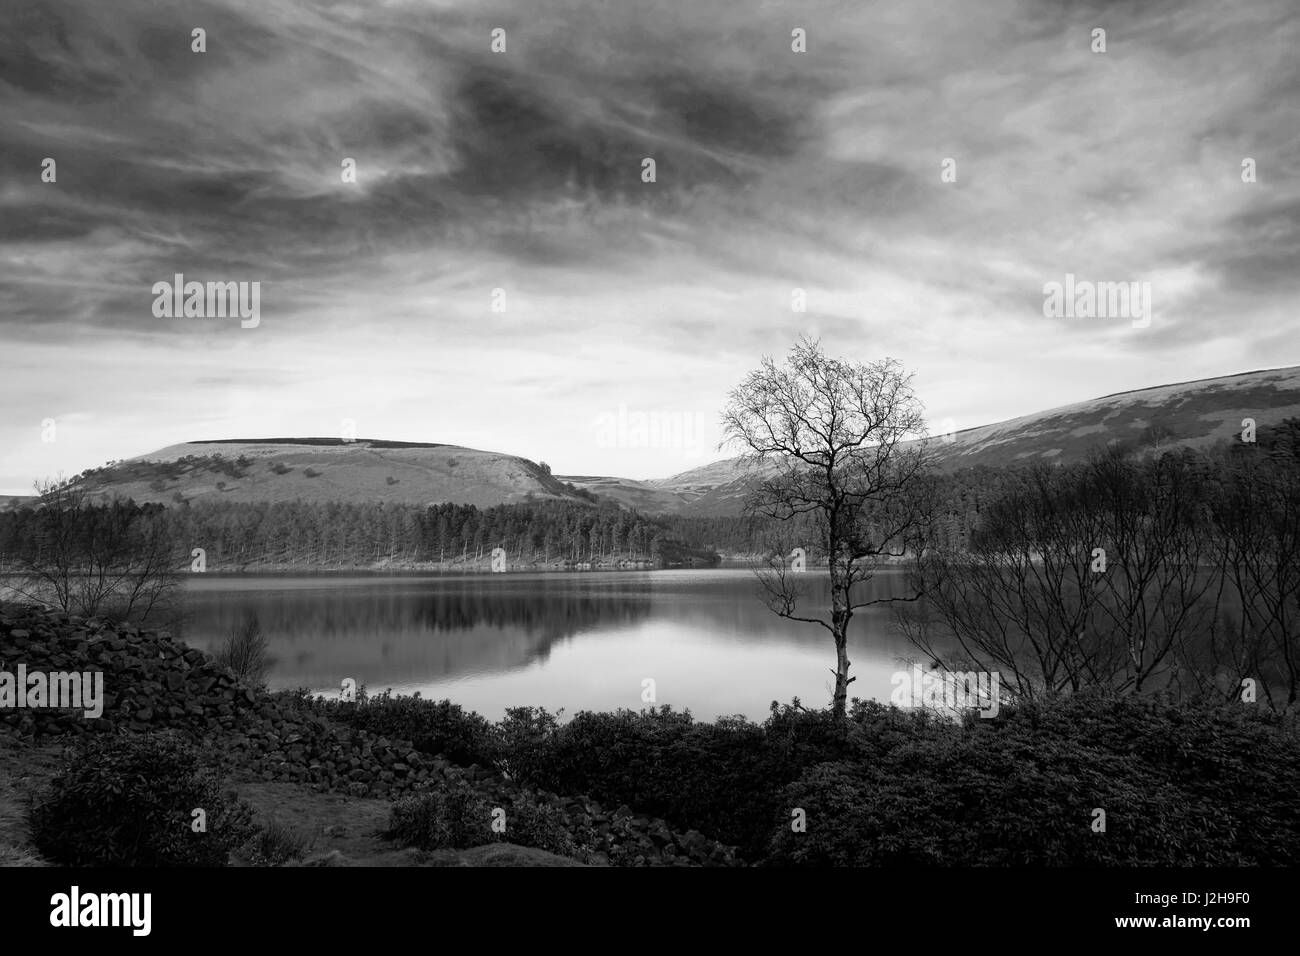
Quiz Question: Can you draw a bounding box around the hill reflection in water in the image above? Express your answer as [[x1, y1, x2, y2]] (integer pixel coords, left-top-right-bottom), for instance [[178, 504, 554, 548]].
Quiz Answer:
[[180, 570, 918, 721]]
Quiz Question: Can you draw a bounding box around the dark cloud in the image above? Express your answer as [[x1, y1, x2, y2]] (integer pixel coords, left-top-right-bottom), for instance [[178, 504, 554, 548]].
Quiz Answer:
[[1204, 198, 1300, 293], [648, 72, 807, 159], [1, 0, 1298, 491]]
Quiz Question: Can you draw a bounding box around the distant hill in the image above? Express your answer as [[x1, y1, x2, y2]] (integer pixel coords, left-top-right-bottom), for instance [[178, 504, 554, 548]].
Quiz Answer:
[[57, 366, 1300, 517], [641, 365, 1300, 516], [925, 365, 1300, 470], [552, 474, 690, 515], [74, 439, 589, 509]]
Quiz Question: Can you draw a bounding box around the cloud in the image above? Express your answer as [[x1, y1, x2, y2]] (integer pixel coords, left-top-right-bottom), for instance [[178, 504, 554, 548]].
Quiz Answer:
[[0, 0, 1297, 491]]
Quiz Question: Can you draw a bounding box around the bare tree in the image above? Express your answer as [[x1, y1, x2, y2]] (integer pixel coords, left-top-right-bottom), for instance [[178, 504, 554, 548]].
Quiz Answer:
[[1139, 422, 1178, 455], [1203, 451, 1300, 709], [722, 336, 929, 718], [900, 460, 1118, 700], [0, 476, 182, 622], [215, 612, 271, 688], [1086, 449, 1219, 693], [903, 449, 1219, 700]]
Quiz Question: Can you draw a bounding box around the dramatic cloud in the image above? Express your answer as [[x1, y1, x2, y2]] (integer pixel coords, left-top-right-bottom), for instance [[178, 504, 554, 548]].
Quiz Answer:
[[1, 0, 1297, 491]]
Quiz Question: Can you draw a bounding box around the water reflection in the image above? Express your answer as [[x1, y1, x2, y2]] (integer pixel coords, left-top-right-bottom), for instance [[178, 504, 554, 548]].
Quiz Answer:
[[180, 570, 924, 721]]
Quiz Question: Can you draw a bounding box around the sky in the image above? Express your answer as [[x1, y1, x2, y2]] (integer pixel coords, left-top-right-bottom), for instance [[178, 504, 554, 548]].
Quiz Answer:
[[1, 0, 1298, 494]]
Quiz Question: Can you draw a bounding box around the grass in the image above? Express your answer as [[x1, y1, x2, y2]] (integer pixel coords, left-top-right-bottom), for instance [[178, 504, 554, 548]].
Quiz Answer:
[[242, 819, 312, 866], [0, 736, 59, 866]]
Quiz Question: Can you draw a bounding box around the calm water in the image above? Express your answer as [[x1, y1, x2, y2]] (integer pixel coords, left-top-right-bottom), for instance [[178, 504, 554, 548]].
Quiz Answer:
[[179, 569, 927, 721]]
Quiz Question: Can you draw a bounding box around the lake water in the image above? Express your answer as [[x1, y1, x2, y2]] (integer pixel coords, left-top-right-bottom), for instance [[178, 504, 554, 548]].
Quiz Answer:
[[178, 569, 928, 721]]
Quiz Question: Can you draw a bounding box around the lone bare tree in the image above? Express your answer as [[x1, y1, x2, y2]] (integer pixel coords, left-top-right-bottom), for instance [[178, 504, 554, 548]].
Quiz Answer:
[[722, 337, 930, 718]]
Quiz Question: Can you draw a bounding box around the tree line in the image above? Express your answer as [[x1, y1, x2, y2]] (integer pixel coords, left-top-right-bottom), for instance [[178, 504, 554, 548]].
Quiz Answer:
[[901, 425, 1300, 710], [0, 493, 718, 621]]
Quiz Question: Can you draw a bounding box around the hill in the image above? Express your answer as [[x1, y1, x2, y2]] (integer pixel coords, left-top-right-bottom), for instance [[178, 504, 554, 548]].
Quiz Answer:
[[54, 366, 1300, 518], [551, 475, 690, 515], [644, 365, 1300, 515], [74, 439, 588, 509]]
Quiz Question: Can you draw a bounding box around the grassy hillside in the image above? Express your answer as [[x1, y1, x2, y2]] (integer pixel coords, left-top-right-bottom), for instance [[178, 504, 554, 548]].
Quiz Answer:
[[553, 474, 689, 515], [75, 439, 589, 509], [650, 365, 1300, 516], [46, 366, 1300, 518], [930, 365, 1300, 470]]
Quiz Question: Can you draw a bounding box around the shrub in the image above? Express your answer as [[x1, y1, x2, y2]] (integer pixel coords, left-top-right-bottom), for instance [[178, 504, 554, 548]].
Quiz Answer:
[[494, 706, 562, 780], [486, 695, 1300, 865], [270, 462, 292, 475], [303, 468, 321, 478], [307, 691, 498, 767], [29, 733, 255, 866], [763, 730, 1174, 866], [388, 778, 489, 850], [242, 820, 310, 866], [502, 705, 813, 856], [279, 691, 1300, 866], [214, 613, 270, 688], [387, 778, 585, 860], [759, 694, 1300, 866]]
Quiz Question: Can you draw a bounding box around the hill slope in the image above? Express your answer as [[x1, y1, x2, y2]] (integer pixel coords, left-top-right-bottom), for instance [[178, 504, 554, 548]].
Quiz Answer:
[[551, 474, 690, 515], [62, 366, 1300, 517], [77, 439, 587, 509], [646, 365, 1300, 516]]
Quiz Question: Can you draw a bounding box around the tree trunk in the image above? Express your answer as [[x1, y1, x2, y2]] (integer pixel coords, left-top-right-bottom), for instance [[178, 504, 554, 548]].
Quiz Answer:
[[831, 616, 852, 719], [830, 562, 854, 719]]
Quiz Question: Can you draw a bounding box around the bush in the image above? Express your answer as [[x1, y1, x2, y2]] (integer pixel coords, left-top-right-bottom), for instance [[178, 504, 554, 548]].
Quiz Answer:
[[387, 777, 585, 860], [500, 703, 836, 857], [483, 695, 1300, 865], [759, 694, 1300, 866], [307, 691, 498, 767], [764, 729, 1174, 866], [278, 690, 1300, 866], [29, 733, 255, 866], [494, 706, 562, 780], [242, 820, 310, 866], [214, 613, 270, 688], [388, 778, 489, 850]]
